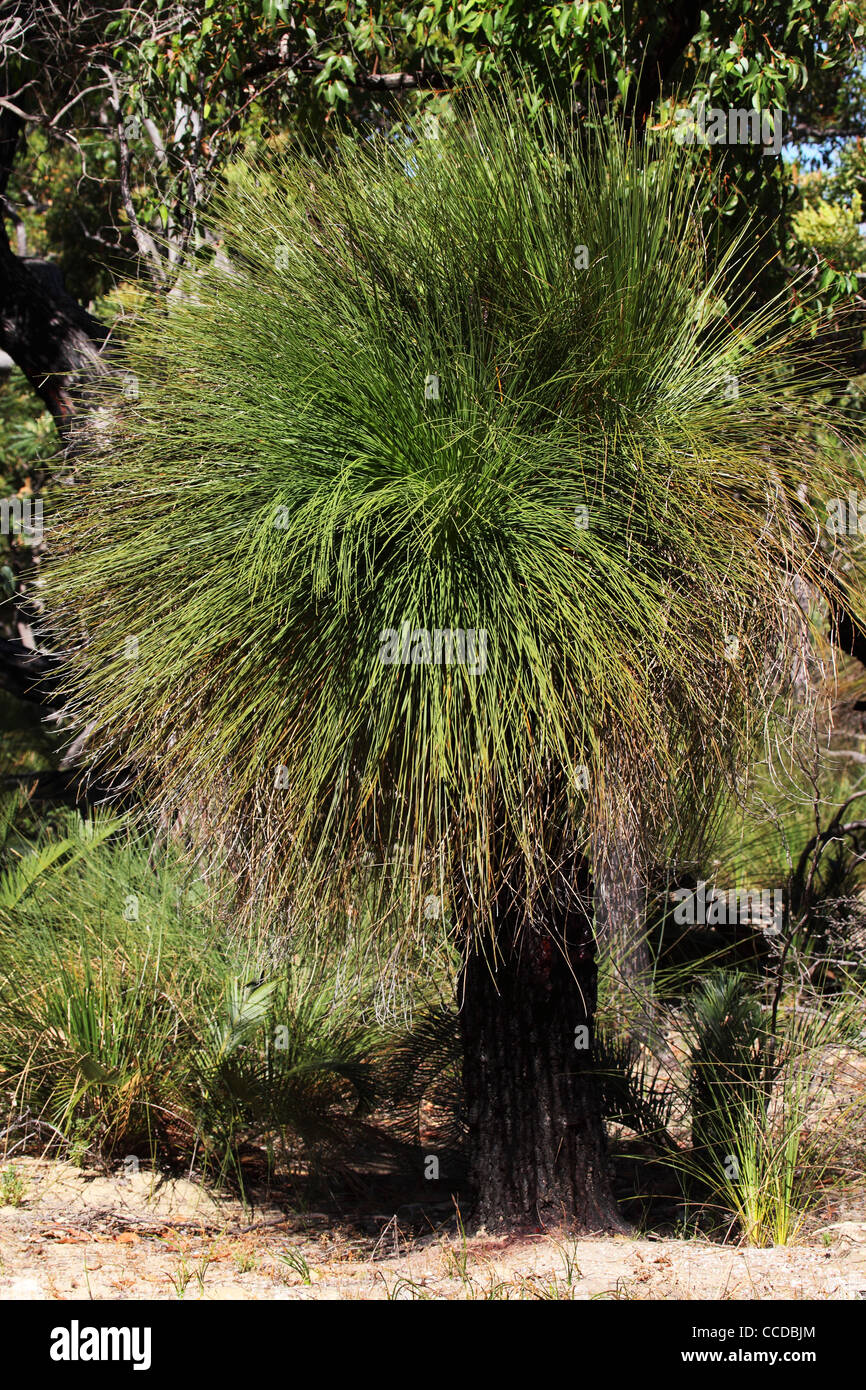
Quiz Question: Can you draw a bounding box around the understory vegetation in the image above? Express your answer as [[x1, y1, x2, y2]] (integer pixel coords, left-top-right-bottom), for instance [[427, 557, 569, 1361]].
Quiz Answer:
[[1, 744, 864, 1247]]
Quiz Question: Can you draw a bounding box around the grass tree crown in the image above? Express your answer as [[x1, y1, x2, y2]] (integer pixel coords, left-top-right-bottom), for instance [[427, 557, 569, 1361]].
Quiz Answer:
[[46, 86, 862, 936]]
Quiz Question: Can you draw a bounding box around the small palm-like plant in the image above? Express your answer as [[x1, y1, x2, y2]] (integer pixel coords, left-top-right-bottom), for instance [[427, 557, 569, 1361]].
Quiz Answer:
[[0, 809, 389, 1173], [46, 86, 863, 1228], [681, 970, 866, 1245], [194, 965, 382, 1182], [685, 970, 769, 1172]]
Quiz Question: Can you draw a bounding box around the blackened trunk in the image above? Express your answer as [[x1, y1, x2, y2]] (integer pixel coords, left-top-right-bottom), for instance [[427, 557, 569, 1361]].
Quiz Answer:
[[458, 863, 624, 1232], [593, 829, 651, 989], [0, 237, 110, 428], [0, 111, 109, 429], [592, 804, 657, 1057]]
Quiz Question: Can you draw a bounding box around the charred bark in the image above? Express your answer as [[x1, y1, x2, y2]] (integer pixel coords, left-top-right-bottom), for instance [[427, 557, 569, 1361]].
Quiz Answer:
[[0, 111, 110, 429], [0, 235, 110, 428], [830, 586, 866, 675], [0, 634, 61, 704], [0, 113, 112, 725], [458, 856, 624, 1232], [593, 829, 652, 989], [626, 3, 705, 128]]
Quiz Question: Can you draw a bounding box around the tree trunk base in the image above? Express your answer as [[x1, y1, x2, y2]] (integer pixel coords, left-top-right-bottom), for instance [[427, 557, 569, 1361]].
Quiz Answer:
[[458, 868, 625, 1234]]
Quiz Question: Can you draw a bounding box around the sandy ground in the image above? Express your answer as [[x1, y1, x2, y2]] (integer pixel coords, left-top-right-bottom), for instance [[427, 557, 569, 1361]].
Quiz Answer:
[[1, 1157, 865, 1300]]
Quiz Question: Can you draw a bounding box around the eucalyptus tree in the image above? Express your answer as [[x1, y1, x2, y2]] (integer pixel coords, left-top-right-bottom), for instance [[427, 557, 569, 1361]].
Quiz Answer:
[[46, 89, 863, 1228]]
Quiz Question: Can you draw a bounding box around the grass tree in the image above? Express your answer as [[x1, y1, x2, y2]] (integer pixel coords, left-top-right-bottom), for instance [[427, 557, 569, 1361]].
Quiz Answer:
[[46, 87, 862, 1230]]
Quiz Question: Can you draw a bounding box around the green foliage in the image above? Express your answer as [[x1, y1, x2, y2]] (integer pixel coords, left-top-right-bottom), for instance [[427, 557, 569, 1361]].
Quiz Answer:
[[786, 150, 866, 324], [99, 1, 863, 128], [47, 86, 864, 939], [685, 970, 769, 1165], [6, 130, 132, 303], [0, 368, 55, 477], [192, 961, 383, 1179], [5, 7, 866, 1239], [681, 971, 865, 1244], [594, 956, 866, 1244], [0, 786, 862, 1239], [795, 137, 866, 211], [10, 3, 865, 341], [659, 748, 866, 990], [0, 366, 55, 595], [5, 1, 864, 489], [0, 1166, 27, 1207], [793, 187, 866, 269], [0, 815, 118, 913], [0, 803, 399, 1176]]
